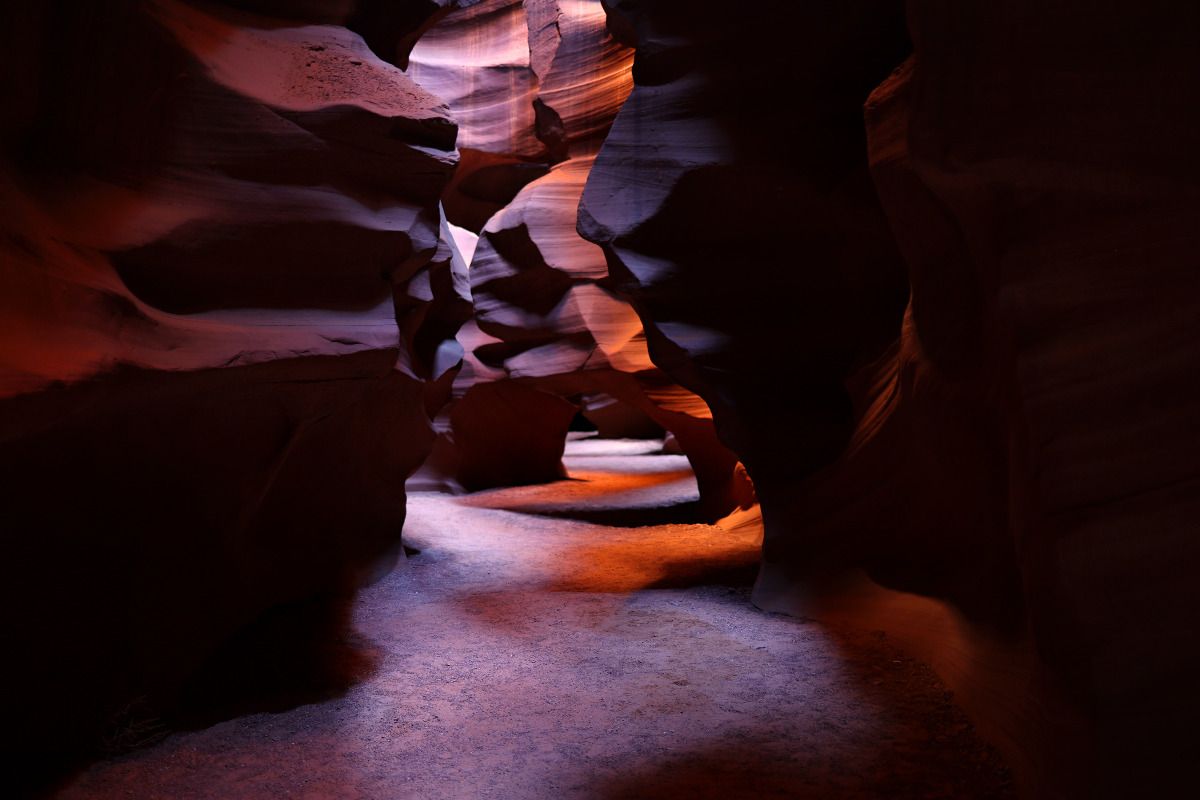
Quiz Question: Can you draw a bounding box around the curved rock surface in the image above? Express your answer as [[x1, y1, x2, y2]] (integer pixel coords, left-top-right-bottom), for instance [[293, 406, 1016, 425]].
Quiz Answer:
[[579, 1, 909, 529], [838, 5, 1199, 794], [0, 0, 466, 765], [408, 0, 633, 229], [407, 0, 750, 519], [582, 1, 1200, 795], [579, 0, 910, 495], [469, 156, 751, 517]]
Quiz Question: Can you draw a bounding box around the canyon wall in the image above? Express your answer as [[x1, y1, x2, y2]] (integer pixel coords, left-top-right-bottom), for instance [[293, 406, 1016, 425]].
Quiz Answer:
[[851, 4, 1200, 793], [4, 0, 1195, 793], [406, 0, 752, 519], [579, 0, 910, 518], [0, 0, 466, 762], [582, 0, 1199, 795]]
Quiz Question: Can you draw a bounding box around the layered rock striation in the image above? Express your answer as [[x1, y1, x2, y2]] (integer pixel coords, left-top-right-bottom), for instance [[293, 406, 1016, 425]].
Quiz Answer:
[[408, 0, 751, 519], [0, 0, 467, 762]]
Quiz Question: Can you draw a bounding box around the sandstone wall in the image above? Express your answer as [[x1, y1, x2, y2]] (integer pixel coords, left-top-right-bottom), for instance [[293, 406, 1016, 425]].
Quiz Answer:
[[406, 0, 751, 519], [581, 1, 1199, 794], [0, 0, 466, 759]]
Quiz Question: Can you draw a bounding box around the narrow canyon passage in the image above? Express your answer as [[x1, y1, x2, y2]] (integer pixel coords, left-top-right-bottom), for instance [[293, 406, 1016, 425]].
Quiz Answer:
[[5, 3, 1197, 795], [58, 439, 1010, 799]]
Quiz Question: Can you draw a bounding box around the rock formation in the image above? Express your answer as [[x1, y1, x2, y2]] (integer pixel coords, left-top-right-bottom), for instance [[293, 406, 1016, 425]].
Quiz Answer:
[[406, 0, 634, 229], [579, 0, 911, 513], [407, 0, 752, 520], [5, 1, 1196, 793], [846, 5, 1200, 794], [582, 0, 1200, 794], [0, 0, 466, 761]]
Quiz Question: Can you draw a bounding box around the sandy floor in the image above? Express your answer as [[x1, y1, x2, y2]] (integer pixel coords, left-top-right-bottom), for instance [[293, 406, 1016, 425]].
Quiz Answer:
[[56, 439, 1012, 799]]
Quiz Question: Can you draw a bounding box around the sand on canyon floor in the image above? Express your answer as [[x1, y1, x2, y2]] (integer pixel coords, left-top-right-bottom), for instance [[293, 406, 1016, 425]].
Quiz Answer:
[[57, 438, 1012, 799]]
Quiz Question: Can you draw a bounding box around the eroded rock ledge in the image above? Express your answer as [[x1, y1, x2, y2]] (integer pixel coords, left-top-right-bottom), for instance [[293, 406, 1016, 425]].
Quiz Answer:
[[407, 0, 753, 521], [0, 0, 467, 761]]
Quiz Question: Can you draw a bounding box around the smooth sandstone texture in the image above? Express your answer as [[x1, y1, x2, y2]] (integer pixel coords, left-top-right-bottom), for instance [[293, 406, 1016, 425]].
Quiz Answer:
[[579, 0, 910, 525], [407, 0, 751, 518], [408, 0, 634, 229], [0, 0, 466, 763], [578, 0, 911, 545], [844, 5, 1200, 794], [582, 1, 1199, 796], [468, 156, 752, 517], [580, 0, 911, 498]]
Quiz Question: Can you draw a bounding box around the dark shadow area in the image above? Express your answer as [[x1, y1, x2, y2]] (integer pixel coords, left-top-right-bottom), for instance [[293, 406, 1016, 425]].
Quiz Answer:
[[568, 410, 598, 432], [114, 220, 405, 314], [14, 754, 88, 800], [170, 592, 382, 731], [592, 739, 1010, 800], [14, 592, 381, 800], [589, 625, 1014, 800]]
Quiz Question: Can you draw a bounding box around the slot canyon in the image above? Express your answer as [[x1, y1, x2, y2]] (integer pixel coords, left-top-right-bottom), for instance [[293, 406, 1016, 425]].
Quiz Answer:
[[1, 1, 1197, 797]]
